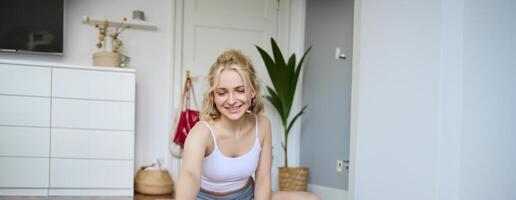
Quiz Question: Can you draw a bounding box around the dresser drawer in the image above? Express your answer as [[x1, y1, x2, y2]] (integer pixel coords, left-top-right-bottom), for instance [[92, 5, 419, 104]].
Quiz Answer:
[[0, 157, 49, 188], [50, 158, 133, 188], [0, 126, 50, 157], [0, 64, 51, 97], [52, 68, 135, 101], [51, 128, 134, 159], [0, 96, 50, 127], [52, 98, 134, 130]]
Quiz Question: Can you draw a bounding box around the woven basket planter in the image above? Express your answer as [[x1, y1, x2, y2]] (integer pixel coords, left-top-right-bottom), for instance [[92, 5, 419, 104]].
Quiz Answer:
[[278, 167, 309, 191]]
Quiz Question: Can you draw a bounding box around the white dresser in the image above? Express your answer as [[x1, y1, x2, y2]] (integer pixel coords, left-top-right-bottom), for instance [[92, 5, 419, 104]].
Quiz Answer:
[[0, 60, 135, 196]]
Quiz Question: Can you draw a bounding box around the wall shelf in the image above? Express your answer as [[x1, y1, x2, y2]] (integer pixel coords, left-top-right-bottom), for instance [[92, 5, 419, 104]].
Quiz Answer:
[[82, 16, 157, 31]]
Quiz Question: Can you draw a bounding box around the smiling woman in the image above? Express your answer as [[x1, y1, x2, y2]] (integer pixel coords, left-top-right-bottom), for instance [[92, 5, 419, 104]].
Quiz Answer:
[[175, 49, 272, 200]]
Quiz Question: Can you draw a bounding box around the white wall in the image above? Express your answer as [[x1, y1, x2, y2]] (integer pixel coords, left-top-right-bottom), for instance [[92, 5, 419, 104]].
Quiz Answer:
[[461, 0, 516, 199], [350, 0, 516, 200], [0, 0, 173, 170], [351, 0, 443, 199], [437, 0, 463, 199]]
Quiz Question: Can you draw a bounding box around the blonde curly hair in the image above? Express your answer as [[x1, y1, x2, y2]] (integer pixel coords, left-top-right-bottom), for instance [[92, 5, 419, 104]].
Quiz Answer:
[[202, 49, 264, 120]]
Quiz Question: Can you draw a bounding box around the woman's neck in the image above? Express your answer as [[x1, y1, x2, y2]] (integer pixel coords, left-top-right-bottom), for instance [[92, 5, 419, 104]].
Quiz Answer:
[[216, 113, 250, 134]]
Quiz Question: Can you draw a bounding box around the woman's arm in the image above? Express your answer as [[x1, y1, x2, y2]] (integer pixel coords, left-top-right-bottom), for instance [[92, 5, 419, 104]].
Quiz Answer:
[[175, 124, 210, 200], [254, 115, 273, 200]]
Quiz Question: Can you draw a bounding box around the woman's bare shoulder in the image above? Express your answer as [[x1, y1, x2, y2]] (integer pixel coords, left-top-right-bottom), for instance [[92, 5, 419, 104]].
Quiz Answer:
[[255, 114, 271, 144], [185, 122, 212, 144], [256, 113, 271, 127]]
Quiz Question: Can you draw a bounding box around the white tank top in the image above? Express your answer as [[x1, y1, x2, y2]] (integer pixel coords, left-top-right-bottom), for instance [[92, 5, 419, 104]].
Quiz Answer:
[[198, 116, 261, 193]]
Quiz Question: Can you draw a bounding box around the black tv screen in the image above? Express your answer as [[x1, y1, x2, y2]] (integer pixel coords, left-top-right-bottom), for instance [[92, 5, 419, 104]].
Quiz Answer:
[[0, 0, 64, 55]]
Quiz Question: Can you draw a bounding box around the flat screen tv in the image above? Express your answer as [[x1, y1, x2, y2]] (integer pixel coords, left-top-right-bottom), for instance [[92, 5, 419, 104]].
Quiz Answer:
[[0, 0, 64, 55]]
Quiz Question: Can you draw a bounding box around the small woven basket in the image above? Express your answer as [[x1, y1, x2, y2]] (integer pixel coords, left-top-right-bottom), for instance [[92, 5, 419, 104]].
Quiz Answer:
[[134, 168, 174, 195], [278, 167, 309, 191], [92, 52, 121, 67]]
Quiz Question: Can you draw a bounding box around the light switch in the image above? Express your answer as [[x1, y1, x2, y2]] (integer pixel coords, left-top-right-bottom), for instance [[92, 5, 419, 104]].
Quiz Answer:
[[336, 160, 344, 172], [335, 48, 346, 60]]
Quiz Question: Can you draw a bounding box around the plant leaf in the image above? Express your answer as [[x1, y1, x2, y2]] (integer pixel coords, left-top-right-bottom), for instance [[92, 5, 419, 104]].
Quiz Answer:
[[293, 46, 312, 96], [265, 87, 287, 126], [269, 39, 289, 108], [286, 105, 308, 137], [271, 38, 287, 68], [285, 54, 296, 111], [256, 45, 282, 92]]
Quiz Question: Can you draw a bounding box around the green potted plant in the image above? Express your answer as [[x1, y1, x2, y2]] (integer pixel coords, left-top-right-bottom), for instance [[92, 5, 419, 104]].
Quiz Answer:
[[256, 38, 311, 191]]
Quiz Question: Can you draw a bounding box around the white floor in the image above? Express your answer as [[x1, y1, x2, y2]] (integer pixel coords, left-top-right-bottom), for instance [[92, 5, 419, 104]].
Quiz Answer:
[[308, 184, 348, 200]]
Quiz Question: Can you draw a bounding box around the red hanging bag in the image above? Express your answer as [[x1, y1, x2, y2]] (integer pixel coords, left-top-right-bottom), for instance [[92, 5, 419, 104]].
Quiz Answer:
[[172, 75, 199, 148]]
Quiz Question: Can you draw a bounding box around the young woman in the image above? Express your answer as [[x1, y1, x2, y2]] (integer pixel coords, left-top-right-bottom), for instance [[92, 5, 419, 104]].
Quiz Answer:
[[175, 50, 319, 200], [176, 49, 270, 199]]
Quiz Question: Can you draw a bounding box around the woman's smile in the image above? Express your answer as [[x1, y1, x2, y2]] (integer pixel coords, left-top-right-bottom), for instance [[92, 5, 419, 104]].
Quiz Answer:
[[225, 104, 243, 113]]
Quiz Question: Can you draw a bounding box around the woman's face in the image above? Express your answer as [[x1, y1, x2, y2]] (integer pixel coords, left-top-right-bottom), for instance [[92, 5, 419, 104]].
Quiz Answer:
[[213, 69, 254, 121]]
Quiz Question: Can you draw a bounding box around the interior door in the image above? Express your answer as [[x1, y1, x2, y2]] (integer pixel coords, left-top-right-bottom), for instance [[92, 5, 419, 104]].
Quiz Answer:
[[181, 0, 283, 190]]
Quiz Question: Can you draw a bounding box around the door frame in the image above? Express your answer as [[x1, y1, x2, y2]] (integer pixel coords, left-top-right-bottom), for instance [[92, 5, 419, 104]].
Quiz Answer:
[[348, 0, 361, 199]]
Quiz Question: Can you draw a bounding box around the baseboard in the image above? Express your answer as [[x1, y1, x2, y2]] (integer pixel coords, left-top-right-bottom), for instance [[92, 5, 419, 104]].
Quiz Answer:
[[48, 188, 133, 196], [308, 184, 348, 200], [0, 188, 48, 196]]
